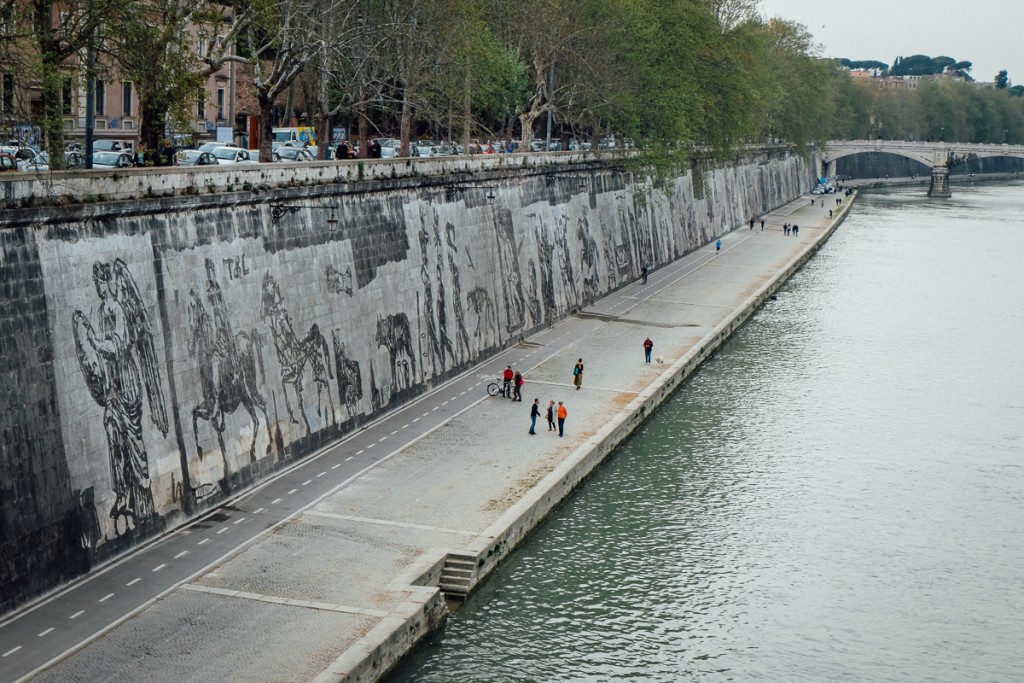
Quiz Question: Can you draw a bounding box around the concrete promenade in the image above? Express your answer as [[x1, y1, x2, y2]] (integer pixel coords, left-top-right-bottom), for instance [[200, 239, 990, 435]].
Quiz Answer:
[[1, 191, 853, 683]]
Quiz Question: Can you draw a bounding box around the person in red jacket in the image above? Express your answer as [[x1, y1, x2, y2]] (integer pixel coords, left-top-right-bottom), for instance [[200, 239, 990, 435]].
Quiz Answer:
[[502, 365, 514, 398]]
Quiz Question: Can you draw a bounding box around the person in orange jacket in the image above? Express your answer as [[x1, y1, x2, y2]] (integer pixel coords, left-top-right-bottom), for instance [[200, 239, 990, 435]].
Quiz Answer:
[[557, 401, 568, 437]]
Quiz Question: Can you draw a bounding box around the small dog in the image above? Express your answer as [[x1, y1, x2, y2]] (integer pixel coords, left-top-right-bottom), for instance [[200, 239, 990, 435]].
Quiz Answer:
[[654, 356, 664, 364]]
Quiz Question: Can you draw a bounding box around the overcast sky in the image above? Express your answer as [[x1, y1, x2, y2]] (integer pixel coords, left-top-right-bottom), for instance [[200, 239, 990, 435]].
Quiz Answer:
[[757, 0, 1022, 85]]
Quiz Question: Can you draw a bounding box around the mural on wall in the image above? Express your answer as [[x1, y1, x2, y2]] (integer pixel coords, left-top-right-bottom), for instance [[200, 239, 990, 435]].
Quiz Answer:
[[431, 216, 456, 371], [494, 208, 526, 335], [466, 287, 496, 349], [375, 312, 416, 395], [325, 264, 354, 296], [531, 216, 556, 319], [445, 222, 472, 365], [187, 259, 272, 474], [260, 273, 335, 436], [526, 260, 542, 327], [576, 215, 602, 301], [331, 332, 363, 420], [71, 259, 168, 536], [417, 219, 444, 376], [555, 215, 580, 308]]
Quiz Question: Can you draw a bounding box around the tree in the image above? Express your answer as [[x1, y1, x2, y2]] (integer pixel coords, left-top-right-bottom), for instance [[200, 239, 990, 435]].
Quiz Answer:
[[995, 70, 1009, 89]]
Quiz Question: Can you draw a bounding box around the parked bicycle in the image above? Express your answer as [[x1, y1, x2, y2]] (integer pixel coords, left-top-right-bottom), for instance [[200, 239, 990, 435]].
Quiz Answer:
[[486, 378, 515, 398]]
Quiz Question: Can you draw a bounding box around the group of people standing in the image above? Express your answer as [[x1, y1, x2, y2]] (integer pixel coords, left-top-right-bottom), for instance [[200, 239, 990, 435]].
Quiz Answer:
[[334, 139, 383, 160], [782, 223, 799, 236], [505, 358, 584, 438]]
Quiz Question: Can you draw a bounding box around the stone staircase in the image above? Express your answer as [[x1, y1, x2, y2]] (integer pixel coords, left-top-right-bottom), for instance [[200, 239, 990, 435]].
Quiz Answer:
[[438, 553, 478, 599]]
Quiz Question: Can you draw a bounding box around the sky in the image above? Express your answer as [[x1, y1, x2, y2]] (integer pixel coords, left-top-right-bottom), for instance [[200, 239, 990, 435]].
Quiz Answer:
[[756, 0, 1022, 85]]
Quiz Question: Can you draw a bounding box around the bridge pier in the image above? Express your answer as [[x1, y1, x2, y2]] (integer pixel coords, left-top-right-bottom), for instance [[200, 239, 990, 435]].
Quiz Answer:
[[928, 166, 952, 197]]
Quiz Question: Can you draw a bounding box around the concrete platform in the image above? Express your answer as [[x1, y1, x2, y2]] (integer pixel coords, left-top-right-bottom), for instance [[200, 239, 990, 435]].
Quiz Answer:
[[15, 193, 852, 683]]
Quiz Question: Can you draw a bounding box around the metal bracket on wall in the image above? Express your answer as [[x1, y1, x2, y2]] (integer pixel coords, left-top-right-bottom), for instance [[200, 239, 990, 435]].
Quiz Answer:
[[545, 173, 589, 190], [443, 184, 497, 204], [269, 202, 338, 225]]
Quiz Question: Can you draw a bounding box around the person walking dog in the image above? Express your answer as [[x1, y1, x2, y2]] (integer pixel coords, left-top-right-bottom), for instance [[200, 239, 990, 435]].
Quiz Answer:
[[573, 359, 584, 390], [643, 337, 654, 364]]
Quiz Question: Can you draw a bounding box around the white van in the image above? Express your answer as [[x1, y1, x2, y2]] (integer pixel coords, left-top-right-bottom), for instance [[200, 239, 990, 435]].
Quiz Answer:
[[272, 127, 317, 155]]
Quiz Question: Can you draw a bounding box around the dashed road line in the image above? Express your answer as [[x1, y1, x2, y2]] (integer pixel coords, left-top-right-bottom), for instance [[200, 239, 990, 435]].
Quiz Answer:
[[345, 456, 353, 461], [302, 479, 313, 486], [174, 551, 189, 559], [38, 628, 54, 637], [232, 518, 244, 525], [3, 646, 22, 657], [288, 488, 298, 494], [69, 610, 84, 619], [253, 507, 265, 514], [270, 498, 282, 505], [401, 423, 409, 429], [331, 463, 342, 469], [356, 449, 364, 455], [126, 578, 141, 586], [99, 593, 114, 602], [441, 401, 449, 406], [152, 564, 166, 572], [366, 443, 375, 449], [216, 528, 228, 535], [198, 538, 211, 546], [389, 430, 397, 436], [317, 471, 326, 477], [423, 411, 430, 417], [378, 436, 388, 442], [412, 417, 420, 423]]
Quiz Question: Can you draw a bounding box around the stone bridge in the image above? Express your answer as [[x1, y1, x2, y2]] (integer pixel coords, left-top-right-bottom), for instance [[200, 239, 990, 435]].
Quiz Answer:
[[822, 140, 1024, 197]]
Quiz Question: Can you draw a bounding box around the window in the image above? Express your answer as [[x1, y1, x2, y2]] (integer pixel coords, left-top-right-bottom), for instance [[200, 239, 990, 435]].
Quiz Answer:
[[2, 74, 13, 114], [95, 79, 105, 116], [62, 77, 73, 115], [216, 88, 225, 120], [122, 82, 133, 116], [197, 89, 205, 119]]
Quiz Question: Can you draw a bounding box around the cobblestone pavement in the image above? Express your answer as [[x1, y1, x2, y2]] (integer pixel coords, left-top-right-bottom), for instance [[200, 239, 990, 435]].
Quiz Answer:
[[4, 194, 847, 683]]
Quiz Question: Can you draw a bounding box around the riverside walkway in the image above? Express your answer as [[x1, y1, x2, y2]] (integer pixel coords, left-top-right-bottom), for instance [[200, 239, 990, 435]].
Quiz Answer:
[[0, 191, 853, 683]]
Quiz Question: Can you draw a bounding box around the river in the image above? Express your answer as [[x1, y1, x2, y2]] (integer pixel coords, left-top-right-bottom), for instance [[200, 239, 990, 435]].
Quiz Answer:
[[387, 181, 1024, 683]]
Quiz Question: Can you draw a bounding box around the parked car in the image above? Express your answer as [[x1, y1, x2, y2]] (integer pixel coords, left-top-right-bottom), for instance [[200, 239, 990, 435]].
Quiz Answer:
[[177, 150, 219, 166], [376, 138, 400, 158], [0, 153, 17, 172], [91, 150, 135, 168], [198, 141, 238, 154], [93, 140, 131, 153], [211, 146, 255, 164], [18, 150, 50, 172], [273, 146, 315, 162]]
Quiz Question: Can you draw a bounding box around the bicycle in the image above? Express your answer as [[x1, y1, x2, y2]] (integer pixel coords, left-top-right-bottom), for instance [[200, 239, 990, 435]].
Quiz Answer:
[[486, 379, 514, 398]]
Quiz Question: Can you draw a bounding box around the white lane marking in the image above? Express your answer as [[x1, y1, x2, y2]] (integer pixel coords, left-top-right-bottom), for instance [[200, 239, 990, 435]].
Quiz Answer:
[[378, 436, 388, 442], [99, 593, 114, 602], [198, 538, 211, 546], [174, 551, 189, 559], [345, 456, 353, 461], [69, 610, 84, 619], [288, 488, 298, 494], [366, 443, 375, 449], [126, 578, 141, 586], [152, 564, 166, 572], [356, 449, 365, 455], [332, 463, 342, 469], [253, 507, 265, 514], [450, 396, 457, 401], [422, 412, 430, 417], [317, 471, 326, 478], [216, 528, 227, 535], [412, 417, 420, 423], [233, 518, 244, 525], [432, 407, 439, 411], [459, 391, 466, 396], [38, 628, 54, 637], [401, 424, 409, 429], [389, 430, 398, 436], [271, 498, 282, 505], [441, 401, 449, 406], [302, 479, 313, 486], [3, 646, 22, 657]]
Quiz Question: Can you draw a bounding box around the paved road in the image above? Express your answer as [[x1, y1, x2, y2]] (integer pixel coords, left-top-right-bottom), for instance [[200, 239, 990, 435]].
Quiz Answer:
[[0, 193, 841, 682]]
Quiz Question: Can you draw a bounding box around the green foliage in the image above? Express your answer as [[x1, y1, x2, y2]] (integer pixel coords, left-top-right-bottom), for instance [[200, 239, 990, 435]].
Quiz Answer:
[[996, 70, 1009, 89]]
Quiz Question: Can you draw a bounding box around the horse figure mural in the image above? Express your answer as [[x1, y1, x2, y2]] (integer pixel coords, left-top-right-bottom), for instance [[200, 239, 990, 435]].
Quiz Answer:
[[260, 273, 335, 435], [187, 277, 271, 471], [331, 331, 363, 420]]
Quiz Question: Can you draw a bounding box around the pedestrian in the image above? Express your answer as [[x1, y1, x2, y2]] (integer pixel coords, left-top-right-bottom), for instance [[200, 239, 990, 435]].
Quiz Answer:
[[529, 398, 540, 434], [513, 371, 524, 402], [370, 139, 382, 159], [760, 218, 765, 231], [793, 225, 799, 236], [547, 400, 556, 431], [502, 365, 514, 398], [557, 401, 568, 437], [643, 337, 653, 364], [829, 209, 833, 218], [749, 218, 754, 230], [836, 197, 840, 206], [641, 264, 648, 285], [572, 359, 584, 390], [784, 224, 789, 236], [336, 141, 346, 161], [716, 239, 721, 254]]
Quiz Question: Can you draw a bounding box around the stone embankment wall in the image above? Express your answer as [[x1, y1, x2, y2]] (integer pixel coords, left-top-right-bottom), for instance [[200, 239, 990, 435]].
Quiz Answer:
[[0, 150, 810, 614]]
